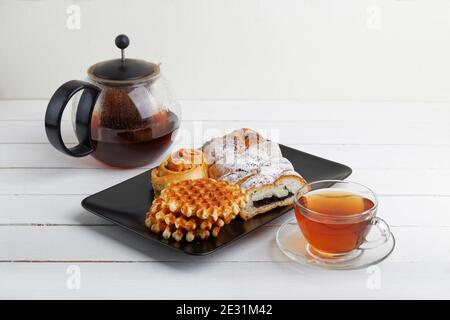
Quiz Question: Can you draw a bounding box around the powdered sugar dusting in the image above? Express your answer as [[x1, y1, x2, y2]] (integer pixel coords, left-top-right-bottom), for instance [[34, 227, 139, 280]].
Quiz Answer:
[[204, 130, 299, 190]]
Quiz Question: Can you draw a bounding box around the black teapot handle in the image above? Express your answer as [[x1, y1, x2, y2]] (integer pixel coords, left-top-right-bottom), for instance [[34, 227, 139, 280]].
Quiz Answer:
[[45, 80, 101, 157]]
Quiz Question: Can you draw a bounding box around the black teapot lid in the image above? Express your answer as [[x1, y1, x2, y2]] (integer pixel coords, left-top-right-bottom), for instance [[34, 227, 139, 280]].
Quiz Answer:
[[90, 34, 157, 82]]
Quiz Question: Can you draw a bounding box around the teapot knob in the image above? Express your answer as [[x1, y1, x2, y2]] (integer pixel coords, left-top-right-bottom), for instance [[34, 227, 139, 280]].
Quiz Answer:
[[115, 34, 129, 49], [115, 34, 129, 62]]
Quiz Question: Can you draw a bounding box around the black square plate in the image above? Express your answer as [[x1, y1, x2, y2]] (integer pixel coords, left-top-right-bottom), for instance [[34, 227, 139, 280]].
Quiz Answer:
[[81, 145, 352, 255]]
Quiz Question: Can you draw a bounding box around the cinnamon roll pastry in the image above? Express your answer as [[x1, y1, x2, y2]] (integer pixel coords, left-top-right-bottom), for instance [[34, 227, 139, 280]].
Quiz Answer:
[[151, 148, 208, 194]]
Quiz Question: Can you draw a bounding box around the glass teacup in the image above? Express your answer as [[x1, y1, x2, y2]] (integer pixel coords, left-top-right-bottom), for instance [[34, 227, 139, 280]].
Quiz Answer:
[[294, 180, 392, 262]]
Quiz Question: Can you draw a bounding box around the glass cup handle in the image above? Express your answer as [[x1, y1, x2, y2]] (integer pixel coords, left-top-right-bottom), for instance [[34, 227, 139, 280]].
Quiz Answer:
[[359, 217, 391, 250]]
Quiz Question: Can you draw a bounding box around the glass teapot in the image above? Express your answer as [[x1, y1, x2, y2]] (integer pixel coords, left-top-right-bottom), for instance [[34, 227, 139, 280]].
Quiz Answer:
[[45, 34, 180, 168]]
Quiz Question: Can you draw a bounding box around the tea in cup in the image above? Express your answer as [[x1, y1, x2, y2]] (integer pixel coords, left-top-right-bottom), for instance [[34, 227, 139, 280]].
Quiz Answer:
[[294, 180, 391, 261]]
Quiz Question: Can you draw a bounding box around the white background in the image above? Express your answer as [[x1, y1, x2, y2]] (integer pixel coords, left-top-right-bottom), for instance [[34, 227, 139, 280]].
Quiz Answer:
[[1, 0, 450, 101]]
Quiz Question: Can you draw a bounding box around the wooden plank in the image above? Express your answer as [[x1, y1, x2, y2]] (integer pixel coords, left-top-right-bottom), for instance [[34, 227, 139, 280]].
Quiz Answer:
[[0, 121, 78, 144], [0, 225, 448, 263], [0, 225, 284, 263], [0, 119, 449, 145], [349, 169, 450, 196], [1, 143, 450, 169], [0, 168, 448, 195], [181, 101, 450, 122], [1, 195, 449, 228], [0, 143, 173, 169], [1, 100, 449, 122], [0, 144, 107, 169], [0, 143, 180, 169], [1, 261, 449, 299], [0, 100, 49, 120], [0, 168, 145, 195], [290, 144, 450, 170], [0, 195, 109, 225]]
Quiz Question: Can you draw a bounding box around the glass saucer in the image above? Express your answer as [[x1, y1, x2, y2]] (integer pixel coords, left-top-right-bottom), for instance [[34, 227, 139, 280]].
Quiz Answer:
[[276, 218, 395, 270]]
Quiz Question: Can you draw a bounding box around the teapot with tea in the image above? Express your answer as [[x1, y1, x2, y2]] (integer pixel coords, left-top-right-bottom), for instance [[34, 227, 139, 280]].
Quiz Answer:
[[45, 34, 180, 167]]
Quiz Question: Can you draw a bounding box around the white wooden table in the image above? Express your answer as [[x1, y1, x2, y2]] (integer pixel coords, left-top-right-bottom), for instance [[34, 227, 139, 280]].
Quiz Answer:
[[1, 100, 449, 299]]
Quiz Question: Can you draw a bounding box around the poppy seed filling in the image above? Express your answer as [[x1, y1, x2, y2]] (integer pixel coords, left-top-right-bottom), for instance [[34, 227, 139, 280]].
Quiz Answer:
[[253, 192, 294, 208]]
